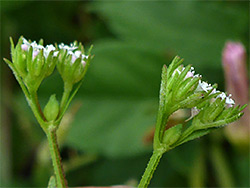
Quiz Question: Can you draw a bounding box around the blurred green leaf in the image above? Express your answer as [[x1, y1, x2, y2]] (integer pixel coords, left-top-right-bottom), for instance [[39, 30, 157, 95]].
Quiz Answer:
[[64, 41, 170, 158], [89, 1, 248, 82], [3, 1, 249, 186]]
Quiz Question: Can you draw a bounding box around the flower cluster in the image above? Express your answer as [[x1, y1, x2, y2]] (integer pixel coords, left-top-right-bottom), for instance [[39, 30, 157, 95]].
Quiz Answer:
[[4, 36, 93, 124], [21, 38, 57, 59], [56, 42, 91, 85], [21, 38, 89, 65], [173, 64, 235, 112], [4, 36, 92, 92], [153, 56, 245, 151], [58, 43, 88, 65]]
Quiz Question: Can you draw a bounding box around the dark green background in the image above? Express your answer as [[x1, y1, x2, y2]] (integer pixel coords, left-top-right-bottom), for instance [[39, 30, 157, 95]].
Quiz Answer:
[[1, 1, 249, 187]]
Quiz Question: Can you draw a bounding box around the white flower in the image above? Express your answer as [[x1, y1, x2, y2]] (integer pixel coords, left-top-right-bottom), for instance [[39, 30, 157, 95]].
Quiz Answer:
[[58, 43, 78, 51], [217, 92, 235, 106], [195, 80, 213, 92], [174, 66, 200, 79], [59, 44, 87, 65], [44, 44, 56, 58], [30, 41, 44, 50]]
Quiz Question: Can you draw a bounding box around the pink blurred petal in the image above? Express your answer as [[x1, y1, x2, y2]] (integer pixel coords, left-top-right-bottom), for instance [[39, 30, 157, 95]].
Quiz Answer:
[[222, 41, 250, 147]]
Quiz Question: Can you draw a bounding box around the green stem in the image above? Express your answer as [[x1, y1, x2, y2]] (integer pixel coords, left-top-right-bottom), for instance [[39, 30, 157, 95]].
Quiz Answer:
[[30, 90, 46, 121], [46, 127, 67, 188], [153, 112, 170, 150], [138, 150, 164, 188], [60, 82, 72, 114]]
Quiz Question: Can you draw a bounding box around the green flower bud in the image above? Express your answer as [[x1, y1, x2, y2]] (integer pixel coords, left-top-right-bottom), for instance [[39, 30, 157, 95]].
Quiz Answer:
[[6, 36, 58, 92], [44, 94, 59, 122], [162, 124, 182, 146], [56, 43, 92, 86]]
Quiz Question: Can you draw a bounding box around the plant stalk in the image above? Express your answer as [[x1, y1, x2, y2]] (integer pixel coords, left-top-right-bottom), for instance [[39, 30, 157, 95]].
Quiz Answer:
[[138, 150, 164, 188], [46, 127, 67, 188], [60, 82, 72, 110]]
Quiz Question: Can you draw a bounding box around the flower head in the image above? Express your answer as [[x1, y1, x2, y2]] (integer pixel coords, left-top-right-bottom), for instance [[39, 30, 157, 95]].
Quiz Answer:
[[58, 43, 88, 66], [21, 38, 57, 59], [195, 80, 213, 92]]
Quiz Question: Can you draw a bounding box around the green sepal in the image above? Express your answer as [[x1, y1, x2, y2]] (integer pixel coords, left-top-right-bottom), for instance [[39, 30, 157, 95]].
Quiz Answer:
[[10, 37, 16, 62], [87, 44, 93, 55], [207, 99, 226, 121], [162, 124, 182, 146], [176, 76, 200, 99], [166, 66, 179, 93], [45, 50, 57, 77], [26, 46, 34, 73], [44, 94, 60, 122], [39, 38, 44, 46], [65, 54, 73, 76], [33, 49, 45, 76], [173, 64, 192, 91], [15, 37, 27, 77], [57, 49, 68, 76], [78, 42, 85, 53], [195, 92, 221, 110], [200, 112, 244, 130], [174, 128, 214, 147], [171, 92, 203, 111], [72, 58, 85, 84], [167, 56, 183, 80]]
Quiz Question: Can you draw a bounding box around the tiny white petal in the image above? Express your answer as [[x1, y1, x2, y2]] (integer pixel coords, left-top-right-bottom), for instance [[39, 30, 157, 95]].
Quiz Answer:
[[195, 81, 213, 92], [53, 51, 59, 57], [74, 50, 82, 58], [21, 44, 29, 51]]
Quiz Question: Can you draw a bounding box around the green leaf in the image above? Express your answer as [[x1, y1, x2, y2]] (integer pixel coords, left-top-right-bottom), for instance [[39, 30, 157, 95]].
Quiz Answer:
[[89, 1, 248, 82], [63, 41, 167, 158], [65, 97, 157, 158]]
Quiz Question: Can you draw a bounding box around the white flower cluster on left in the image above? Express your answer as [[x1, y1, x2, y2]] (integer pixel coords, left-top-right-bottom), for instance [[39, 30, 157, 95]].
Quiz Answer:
[[21, 38, 87, 66], [21, 38, 57, 59]]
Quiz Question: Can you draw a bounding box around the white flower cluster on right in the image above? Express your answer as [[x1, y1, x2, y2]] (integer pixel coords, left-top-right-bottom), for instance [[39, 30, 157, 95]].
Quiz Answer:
[[175, 66, 236, 120], [176, 66, 235, 107], [58, 43, 88, 65]]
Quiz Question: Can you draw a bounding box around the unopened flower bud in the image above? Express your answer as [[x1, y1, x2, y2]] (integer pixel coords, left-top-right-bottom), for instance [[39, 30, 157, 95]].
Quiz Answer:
[[163, 124, 182, 146], [43, 94, 59, 122], [57, 43, 91, 85]]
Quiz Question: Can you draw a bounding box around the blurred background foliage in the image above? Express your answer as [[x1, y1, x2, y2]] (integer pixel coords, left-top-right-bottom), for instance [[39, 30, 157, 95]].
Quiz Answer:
[[0, 1, 249, 187]]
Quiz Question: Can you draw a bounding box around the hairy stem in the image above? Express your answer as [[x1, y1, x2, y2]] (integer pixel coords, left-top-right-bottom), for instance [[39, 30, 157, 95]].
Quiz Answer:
[[138, 150, 164, 188], [30, 90, 46, 121], [46, 128, 67, 188], [60, 82, 72, 115]]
